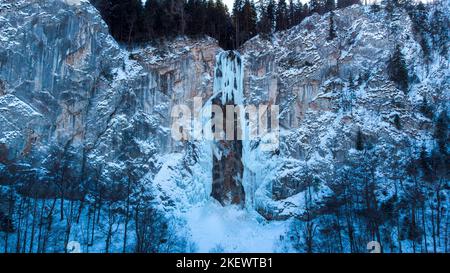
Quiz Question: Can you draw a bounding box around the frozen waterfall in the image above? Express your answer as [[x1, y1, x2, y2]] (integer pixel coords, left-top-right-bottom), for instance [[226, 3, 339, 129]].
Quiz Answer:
[[210, 51, 246, 207]]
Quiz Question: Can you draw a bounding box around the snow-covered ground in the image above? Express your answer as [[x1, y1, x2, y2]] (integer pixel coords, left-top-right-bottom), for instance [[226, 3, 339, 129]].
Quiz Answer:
[[186, 202, 288, 253]]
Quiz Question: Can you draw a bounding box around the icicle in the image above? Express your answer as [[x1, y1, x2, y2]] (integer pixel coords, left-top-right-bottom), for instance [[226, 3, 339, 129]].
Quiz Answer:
[[209, 51, 248, 208], [213, 51, 244, 106]]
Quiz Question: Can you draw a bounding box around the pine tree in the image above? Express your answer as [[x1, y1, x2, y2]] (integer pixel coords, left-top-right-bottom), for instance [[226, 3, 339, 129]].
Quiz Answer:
[[157, 0, 185, 37], [310, 0, 321, 14], [143, 0, 161, 39], [275, 0, 289, 31], [394, 114, 401, 130], [258, 0, 275, 35], [232, 0, 257, 48], [324, 0, 335, 13], [267, 0, 276, 28], [348, 73, 355, 90], [356, 129, 364, 151], [430, 7, 448, 56], [342, 74, 354, 113], [299, 3, 310, 23], [232, 0, 244, 48], [409, 2, 430, 62], [370, 2, 381, 13], [434, 111, 448, 155], [419, 97, 433, 119], [327, 11, 336, 40], [288, 0, 295, 27], [384, 0, 395, 13], [388, 45, 409, 93], [419, 145, 432, 183], [337, 0, 360, 9], [291, 0, 308, 26], [93, 0, 144, 45], [242, 0, 258, 39], [213, 0, 235, 49]]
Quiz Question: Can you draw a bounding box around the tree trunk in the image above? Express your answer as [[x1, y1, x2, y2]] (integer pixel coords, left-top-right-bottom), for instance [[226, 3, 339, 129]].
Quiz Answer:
[[431, 209, 437, 253], [36, 199, 46, 253], [15, 198, 23, 253], [123, 177, 132, 253], [28, 198, 38, 253], [421, 204, 428, 253]]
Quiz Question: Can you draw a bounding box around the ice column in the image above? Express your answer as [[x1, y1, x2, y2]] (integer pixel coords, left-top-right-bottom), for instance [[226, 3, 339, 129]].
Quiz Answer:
[[210, 51, 246, 207]]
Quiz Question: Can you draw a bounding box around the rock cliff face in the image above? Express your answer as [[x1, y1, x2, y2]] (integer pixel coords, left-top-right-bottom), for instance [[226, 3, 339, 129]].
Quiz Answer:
[[0, 0, 220, 200], [240, 4, 449, 219], [0, 0, 448, 252]]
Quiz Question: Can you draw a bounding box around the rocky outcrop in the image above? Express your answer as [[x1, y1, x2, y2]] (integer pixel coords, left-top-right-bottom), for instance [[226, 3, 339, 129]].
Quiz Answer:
[[241, 5, 449, 219], [0, 0, 221, 201]]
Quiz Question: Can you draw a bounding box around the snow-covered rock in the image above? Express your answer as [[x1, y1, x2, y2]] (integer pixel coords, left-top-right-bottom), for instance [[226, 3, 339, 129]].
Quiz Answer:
[[0, 0, 448, 253], [240, 4, 449, 220]]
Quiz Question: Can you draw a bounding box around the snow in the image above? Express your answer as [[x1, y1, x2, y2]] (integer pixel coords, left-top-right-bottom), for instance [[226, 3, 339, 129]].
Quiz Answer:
[[213, 51, 244, 106], [186, 202, 287, 253], [174, 51, 288, 252], [64, 0, 87, 5]]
